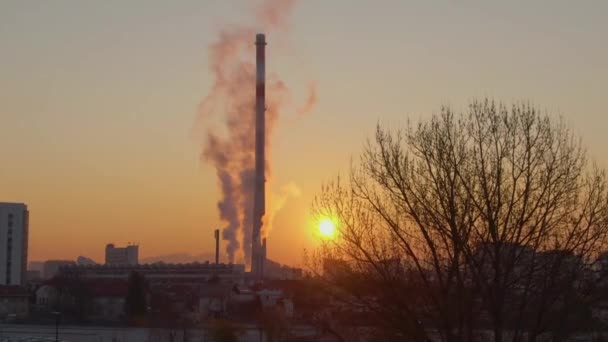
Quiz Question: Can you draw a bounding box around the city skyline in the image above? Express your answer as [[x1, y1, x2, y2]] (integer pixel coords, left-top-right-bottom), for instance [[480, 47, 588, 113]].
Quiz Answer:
[[2, 0, 608, 266]]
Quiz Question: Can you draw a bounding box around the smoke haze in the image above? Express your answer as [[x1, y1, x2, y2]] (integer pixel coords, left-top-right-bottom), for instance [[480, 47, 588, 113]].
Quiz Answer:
[[297, 82, 318, 117], [197, 0, 315, 264]]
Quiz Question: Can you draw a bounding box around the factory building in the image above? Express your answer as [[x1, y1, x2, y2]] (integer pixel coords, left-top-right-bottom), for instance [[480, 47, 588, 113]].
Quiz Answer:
[[58, 262, 245, 286]]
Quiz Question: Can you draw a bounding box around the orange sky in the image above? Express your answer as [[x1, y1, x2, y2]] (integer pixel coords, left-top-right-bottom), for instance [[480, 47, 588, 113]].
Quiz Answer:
[[1, 1, 607, 266]]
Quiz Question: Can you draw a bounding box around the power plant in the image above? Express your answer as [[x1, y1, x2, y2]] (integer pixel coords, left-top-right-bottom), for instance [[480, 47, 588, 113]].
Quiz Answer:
[[251, 33, 268, 281]]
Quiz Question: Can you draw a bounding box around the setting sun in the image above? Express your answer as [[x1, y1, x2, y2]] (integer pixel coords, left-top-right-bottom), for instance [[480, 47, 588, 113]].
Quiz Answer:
[[318, 218, 336, 238]]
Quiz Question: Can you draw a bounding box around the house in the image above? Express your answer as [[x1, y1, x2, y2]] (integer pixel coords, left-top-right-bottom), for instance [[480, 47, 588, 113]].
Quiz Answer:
[[199, 285, 230, 318], [35, 278, 130, 322], [257, 288, 294, 318], [35, 284, 59, 310], [88, 279, 128, 321], [0, 286, 29, 318], [258, 288, 284, 308]]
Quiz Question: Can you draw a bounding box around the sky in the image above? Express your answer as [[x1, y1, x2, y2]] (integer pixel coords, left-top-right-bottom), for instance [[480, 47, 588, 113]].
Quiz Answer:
[[1, 1, 607, 266]]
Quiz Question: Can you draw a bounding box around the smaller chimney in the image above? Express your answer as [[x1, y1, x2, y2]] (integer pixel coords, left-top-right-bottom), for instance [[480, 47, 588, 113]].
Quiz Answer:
[[214, 229, 220, 264], [262, 238, 267, 277]]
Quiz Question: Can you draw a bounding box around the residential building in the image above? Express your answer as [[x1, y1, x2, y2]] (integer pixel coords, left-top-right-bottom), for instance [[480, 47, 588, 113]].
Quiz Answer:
[[105, 243, 139, 265], [35, 278, 130, 322], [198, 285, 231, 318], [0, 285, 29, 318], [42, 260, 75, 279], [28, 261, 44, 272], [35, 284, 59, 310], [88, 279, 129, 322], [256, 288, 294, 317], [0, 202, 28, 286], [26, 270, 41, 282]]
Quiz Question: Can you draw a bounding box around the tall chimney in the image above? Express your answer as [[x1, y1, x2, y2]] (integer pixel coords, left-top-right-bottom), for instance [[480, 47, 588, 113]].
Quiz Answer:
[[252, 33, 266, 281], [214, 229, 220, 264]]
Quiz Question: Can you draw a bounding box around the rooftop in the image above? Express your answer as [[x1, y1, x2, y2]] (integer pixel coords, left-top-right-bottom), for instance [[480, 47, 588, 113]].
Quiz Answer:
[[0, 286, 29, 297], [60, 262, 245, 272], [0, 202, 27, 208]]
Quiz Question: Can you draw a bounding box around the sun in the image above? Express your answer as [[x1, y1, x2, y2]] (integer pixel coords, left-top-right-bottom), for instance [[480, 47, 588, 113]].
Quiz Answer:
[[318, 218, 336, 238]]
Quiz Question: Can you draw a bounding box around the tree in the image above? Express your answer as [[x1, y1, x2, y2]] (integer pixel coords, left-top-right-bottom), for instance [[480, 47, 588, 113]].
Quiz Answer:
[[125, 271, 147, 322], [52, 274, 91, 322], [312, 100, 608, 342], [258, 306, 290, 342], [208, 319, 239, 342]]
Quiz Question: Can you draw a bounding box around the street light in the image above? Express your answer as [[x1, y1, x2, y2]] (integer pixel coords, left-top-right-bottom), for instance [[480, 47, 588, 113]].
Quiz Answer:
[[51, 311, 61, 342]]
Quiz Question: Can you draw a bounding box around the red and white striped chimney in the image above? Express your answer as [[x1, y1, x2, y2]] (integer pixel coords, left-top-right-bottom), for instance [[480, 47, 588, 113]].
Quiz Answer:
[[252, 33, 266, 280]]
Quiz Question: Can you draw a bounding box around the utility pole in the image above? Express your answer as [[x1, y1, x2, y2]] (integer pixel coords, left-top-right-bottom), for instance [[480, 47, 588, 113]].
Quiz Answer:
[[51, 311, 60, 342]]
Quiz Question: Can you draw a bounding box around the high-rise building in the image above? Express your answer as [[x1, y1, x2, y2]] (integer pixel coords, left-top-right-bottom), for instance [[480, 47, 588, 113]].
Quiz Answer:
[[105, 243, 138, 265], [0, 202, 29, 285]]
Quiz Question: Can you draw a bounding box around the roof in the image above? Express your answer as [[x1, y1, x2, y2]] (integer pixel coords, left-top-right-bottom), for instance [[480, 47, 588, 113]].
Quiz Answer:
[[0, 286, 29, 297], [61, 262, 244, 271], [87, 280, 129, 297], [42, 278, 130, 297], [199, 285, 231, 298], [0, 202, 27, 207]]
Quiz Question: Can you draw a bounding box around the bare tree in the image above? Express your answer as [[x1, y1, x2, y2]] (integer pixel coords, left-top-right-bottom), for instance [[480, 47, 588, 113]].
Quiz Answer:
[[312, 100, 608, 342]]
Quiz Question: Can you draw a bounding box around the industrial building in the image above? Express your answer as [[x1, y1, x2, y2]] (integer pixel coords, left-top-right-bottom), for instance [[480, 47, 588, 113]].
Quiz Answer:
[[58, 262, 245, 286]]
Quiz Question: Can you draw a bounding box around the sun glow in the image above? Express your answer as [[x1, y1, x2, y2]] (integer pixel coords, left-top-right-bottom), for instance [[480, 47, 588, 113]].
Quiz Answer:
[[318, 218, 336, 238]]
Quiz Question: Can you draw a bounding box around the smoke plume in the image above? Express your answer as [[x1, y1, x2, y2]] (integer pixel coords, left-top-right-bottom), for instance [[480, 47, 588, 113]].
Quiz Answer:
[[297, 82, 318, 117], [197, 0, 315, 264], [262, 182, 302, 239]]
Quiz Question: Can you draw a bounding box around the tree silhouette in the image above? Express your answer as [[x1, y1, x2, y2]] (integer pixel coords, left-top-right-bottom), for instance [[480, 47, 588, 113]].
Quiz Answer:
[[208, 319, 239, 342], [125, 271, 147, 322], [313, 100, 608, 342]]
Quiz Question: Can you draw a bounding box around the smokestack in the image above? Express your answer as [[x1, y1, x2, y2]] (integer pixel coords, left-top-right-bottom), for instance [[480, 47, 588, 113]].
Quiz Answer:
[[262, 237, 267, 277], [252, 33, 266, 280], [214, 229, 220, 264]]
